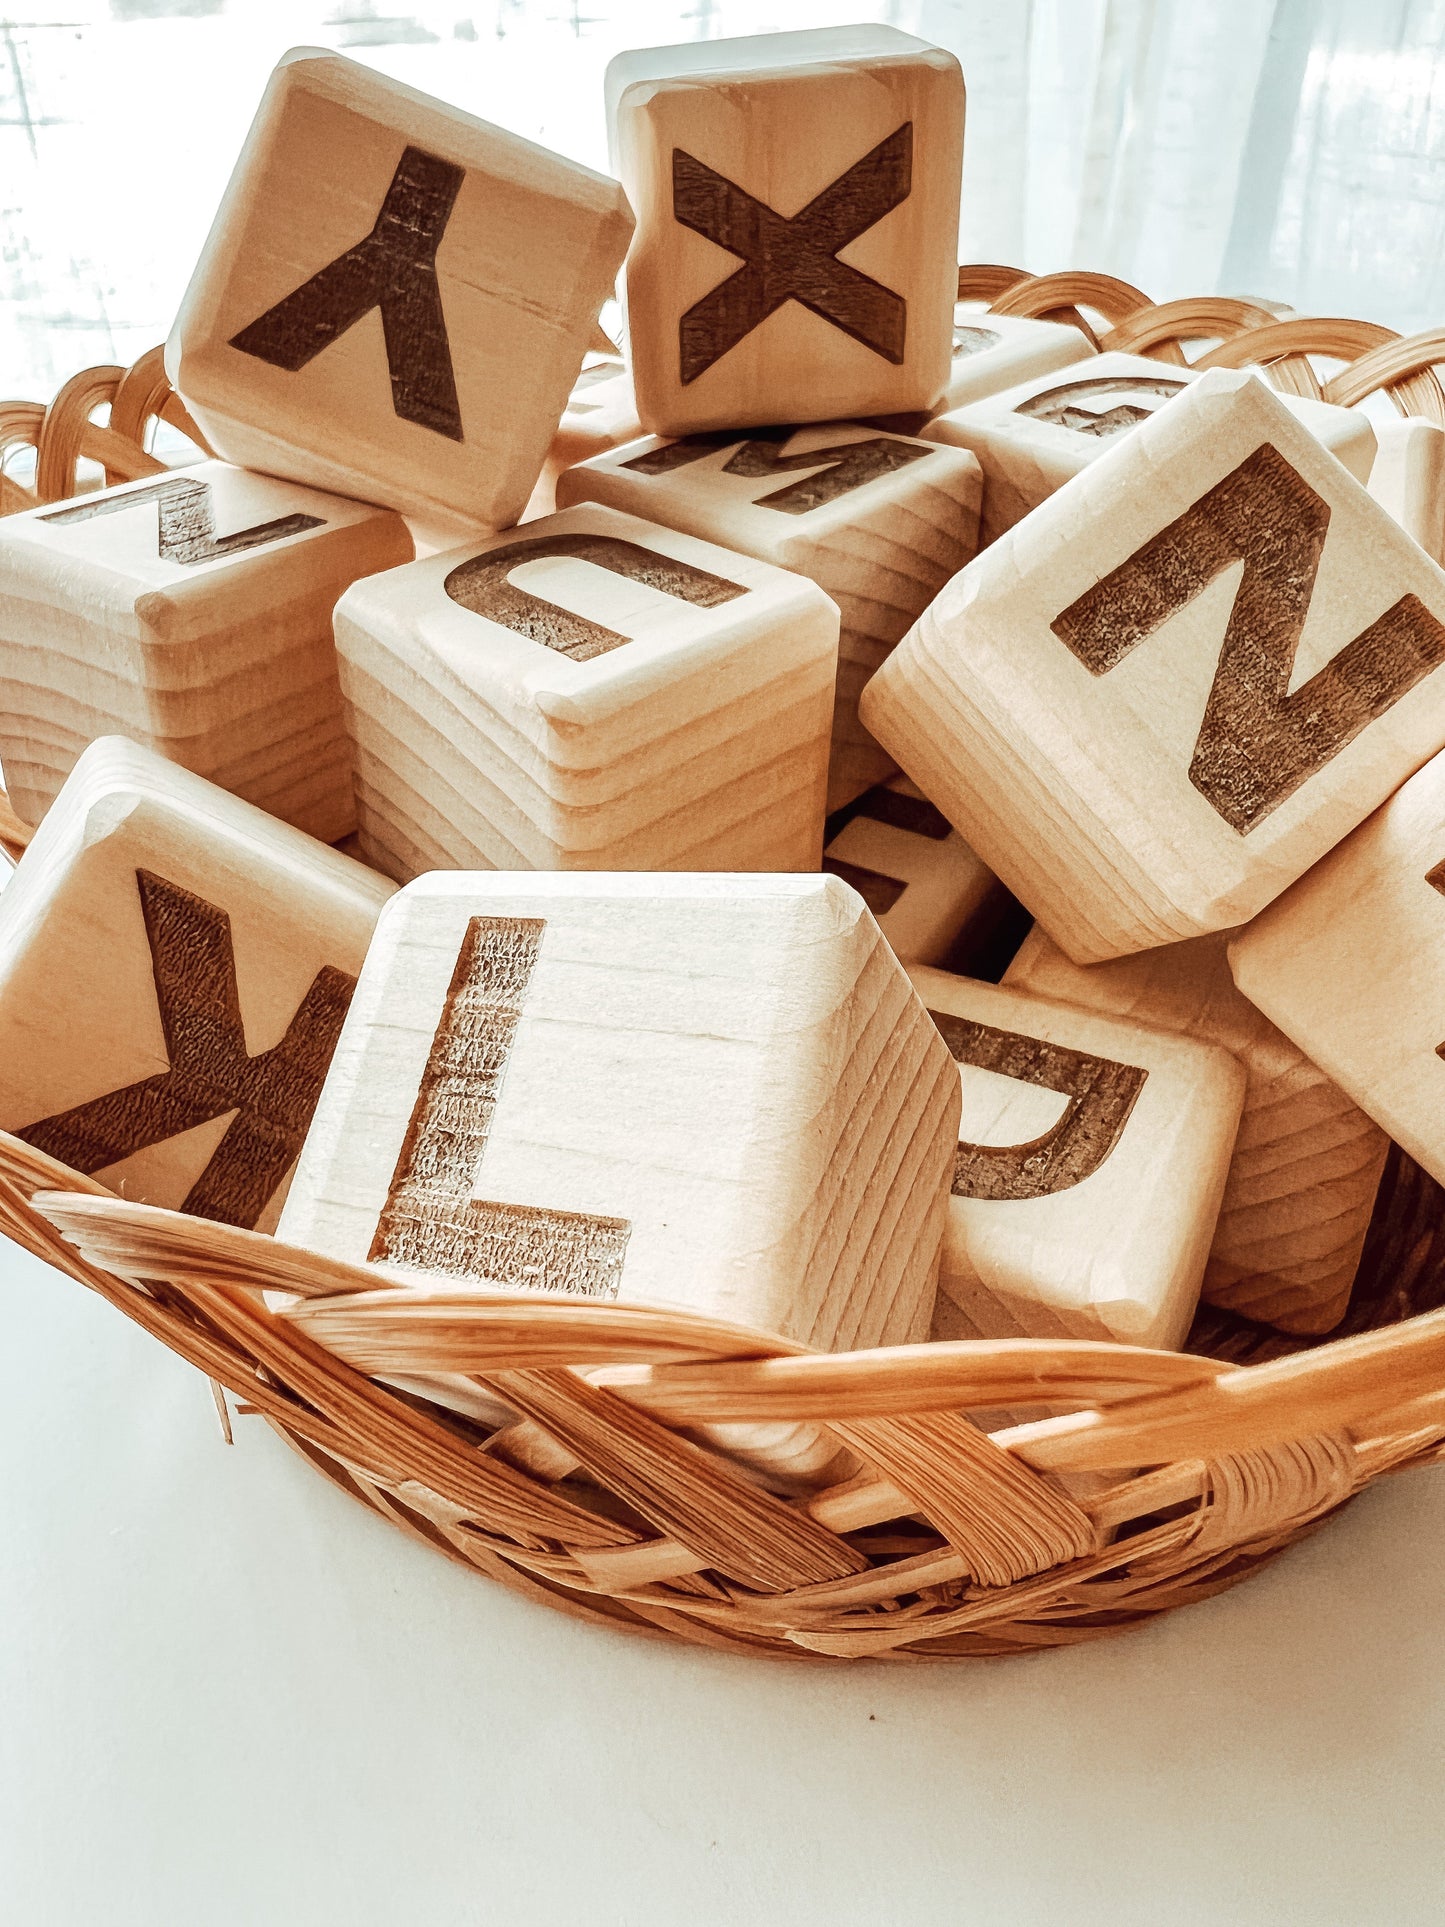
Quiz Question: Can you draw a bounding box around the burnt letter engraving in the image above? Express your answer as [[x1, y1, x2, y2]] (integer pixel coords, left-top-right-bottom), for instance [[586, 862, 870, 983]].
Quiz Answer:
[[623, 424, 932, 514], [42, 476, 321, 561], [822, 856, 906, 917], [1014, 374, 1186, 438]]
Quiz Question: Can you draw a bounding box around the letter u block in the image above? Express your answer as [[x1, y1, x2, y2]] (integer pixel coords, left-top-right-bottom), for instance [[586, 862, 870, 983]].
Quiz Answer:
[[0, 462, 411, 839], [334, 502, 839, 880], [167, 50, 634, 530], [608, 26, 963, 435], [863, 369, 1445, 962], [0, 737, 393, 1230]]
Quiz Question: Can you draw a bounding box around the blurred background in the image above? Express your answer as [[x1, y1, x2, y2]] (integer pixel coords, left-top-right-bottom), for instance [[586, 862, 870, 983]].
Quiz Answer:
[[4, 0, 1444, 398]]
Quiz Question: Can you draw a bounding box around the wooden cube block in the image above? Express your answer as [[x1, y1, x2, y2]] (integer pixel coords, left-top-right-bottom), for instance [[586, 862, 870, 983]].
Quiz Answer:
[[943, 309, 1093, 412], [0, 461, 412, 840], [0, 737, 393, 1230], [167, 49, 633, 531], [334, 501, 839, 881], [1006, 927, 1388, 1334], [824, 776, 1003, 967], [863, 368, 1445, 962], [557, 421, 980, 811], [925, 351, 1377, 547], [911, 965, 1245, 1349], [528, 362, 644, 521], [608, 25, 963, 436], [1368, 416, 1445, 566]]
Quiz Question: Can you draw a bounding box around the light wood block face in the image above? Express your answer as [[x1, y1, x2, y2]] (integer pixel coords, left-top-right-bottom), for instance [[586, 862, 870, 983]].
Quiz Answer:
[[557, 421, 981, 810], [1368, 415, 1445, 567], [863, 368, 1445, 963], [911, 964, 1245, 1350], [925, 352, 1377, 547], [0, 461, 412, 840], [825, 776, 1002, 967], [334, 500, 839, 881], [1006, 927, 1388, 1334], [942, 308, 1094, 413], [608, 26, 963, 436], [0, 737, 393, 1231], [167, 49, 633, 531], [1229, 748, 1445, 1195]]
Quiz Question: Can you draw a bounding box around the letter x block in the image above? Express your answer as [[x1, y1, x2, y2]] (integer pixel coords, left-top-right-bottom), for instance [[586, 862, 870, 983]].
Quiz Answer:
[[912, 965, 1245, 1349], [334, 502, 839, 880], [558, 422, 981, 809], [0, 737, 393, 1230], [607, 26, 963, 435], [824, 776, 1003, 967], [0, 461, 411, 838], [863, 369, 1445, 962], [167, 50, 634, 530]]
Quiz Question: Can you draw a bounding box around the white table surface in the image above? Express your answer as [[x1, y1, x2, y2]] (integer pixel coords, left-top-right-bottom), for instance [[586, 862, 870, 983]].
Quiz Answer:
[[4, 1235, 1443, 1927]]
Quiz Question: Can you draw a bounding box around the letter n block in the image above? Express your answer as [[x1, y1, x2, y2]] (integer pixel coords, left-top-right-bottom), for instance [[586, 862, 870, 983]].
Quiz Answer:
[[607, 26, 963, 435], [334, 502, 839, 880], [864, 369, 1445, 961], [0, 462, 411, 839], [167, 50, 634, 530], [912, 965, 1245, 1349], [0, 737, 393, 1230]]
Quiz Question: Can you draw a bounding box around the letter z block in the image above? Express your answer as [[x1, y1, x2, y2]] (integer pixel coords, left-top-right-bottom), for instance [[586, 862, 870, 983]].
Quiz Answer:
[[0, 737, 393, 1229], [168, 49, 634, 530], [864, 369, 1445, 961], [607, 25, 963, 435]]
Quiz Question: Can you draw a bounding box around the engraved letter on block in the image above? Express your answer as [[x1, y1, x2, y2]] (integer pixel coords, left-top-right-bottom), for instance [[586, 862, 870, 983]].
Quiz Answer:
[[41, 475, 322, 563], [622, 426, 931, 511]]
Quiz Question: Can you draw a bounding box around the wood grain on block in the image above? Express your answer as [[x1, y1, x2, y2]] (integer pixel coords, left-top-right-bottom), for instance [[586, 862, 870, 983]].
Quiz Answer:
[[942, 309, 1093, 413], [167, 49, 633, 530], [334, 500, 838, 881], [862, 368, 1445, 962], [607, 26, 962, 436], [1005, 926, 1387, 1334], [0, 737, 393, 1230], [1368, 416, 1445, 566], [911, 965, 1244, 1350], [1229, 748, 1445, 1196], [824, 776, 1002, 966], [557, 421, 980, 810], [280, 871, 959, 1481], [0, 461, 411, 840], [925, 352, 1376, 547]]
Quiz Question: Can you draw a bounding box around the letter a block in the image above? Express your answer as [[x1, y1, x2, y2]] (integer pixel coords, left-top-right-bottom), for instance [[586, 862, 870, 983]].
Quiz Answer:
[[0, 737, 393, 1230], [335, 502, 839, 880], [0, 462, 411, 839], [607, 26, 963, 435], [168, 50, 634, 530], [558, 422, 981, 809], [911, 965, 1245, 1349], [864, 369, 1445, 962]]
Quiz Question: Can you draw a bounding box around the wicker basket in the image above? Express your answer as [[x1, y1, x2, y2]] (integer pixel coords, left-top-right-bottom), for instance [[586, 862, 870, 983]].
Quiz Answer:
[[7, 271, 1445, 1661]]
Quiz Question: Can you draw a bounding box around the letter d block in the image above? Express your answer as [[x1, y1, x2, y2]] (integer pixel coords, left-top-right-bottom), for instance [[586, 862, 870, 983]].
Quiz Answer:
[[608, 25, 963, 435], [335, 502, 839, 880], [168, 50, 633, 530], [864, 369, 1445, 962], [0, 737, 393, 1230]]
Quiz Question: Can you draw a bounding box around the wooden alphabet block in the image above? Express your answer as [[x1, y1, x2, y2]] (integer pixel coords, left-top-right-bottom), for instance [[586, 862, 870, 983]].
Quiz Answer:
[[925, 351, 1377, 547], [557, 421, 981, 810], [911, 964, 1245, 1349], [1368, 416, 1445, 566], [334, 501, 839, 880], [0, 461, 412, 840], [824, 776, 1003, 967], [528, 361, 644, 521], [0, 736, 393, 1230], [1006, 927, 1388, 1333], [167, 49, 633, 530], [863, 368, 1445, 962], [943, 308, 1094, 412], [607, 26, 963, 436]]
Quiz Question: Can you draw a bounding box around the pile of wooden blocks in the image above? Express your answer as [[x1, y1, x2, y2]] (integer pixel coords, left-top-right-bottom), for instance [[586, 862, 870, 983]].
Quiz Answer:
[[4, 25, 1445, 1485]]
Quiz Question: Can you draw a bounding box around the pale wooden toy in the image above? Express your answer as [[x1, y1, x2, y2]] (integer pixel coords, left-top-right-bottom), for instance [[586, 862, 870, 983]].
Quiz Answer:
[[863, 367, 1445, 963], [911, 965, 1245, 1350], [557, 421, 981, 810], [526, 359, 644, 521], [167, 48, 633, 531], [942, 307, 1093, 412], [925, 350, 1377, 546], [824, 776, 1003, 967], [1367, 415, 1445, 566], [0, 737, 393, 1233], [0, 460, 412, 840], [334, 500, 839, 881], [607, 25, 963, 436], [1006, 926, 1388, 1334]]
